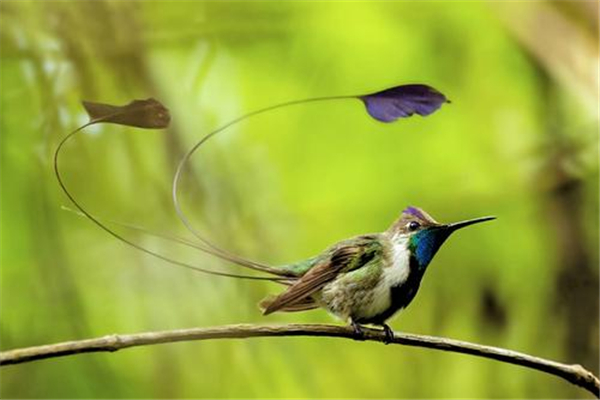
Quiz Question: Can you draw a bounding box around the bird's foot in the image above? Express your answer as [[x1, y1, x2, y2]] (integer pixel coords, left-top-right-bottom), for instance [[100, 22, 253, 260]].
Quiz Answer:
[[381, 324, 394, 344], [350, 320, 366, 341]]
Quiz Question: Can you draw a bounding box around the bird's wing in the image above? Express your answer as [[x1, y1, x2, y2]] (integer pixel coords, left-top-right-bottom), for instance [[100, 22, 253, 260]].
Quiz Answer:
[[258, 295, 319, 312], [261, 235, 383, 315]]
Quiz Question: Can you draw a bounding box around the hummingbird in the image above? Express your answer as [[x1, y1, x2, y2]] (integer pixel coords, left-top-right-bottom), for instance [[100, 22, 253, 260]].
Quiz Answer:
[[61, 203, 494, 341], [257, 206, 495, 342]]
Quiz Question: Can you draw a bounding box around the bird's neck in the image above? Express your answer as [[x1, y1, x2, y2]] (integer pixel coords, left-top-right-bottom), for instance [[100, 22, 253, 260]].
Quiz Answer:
[[408, 229, 450, 271], [386, 230, 438, 273], [388, 233, 410, 264], [384, 233, 426, 294]]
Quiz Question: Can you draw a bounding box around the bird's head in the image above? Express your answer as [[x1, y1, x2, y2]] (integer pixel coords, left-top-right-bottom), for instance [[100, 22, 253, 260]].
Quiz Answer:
[[387, 206, 495, 269]]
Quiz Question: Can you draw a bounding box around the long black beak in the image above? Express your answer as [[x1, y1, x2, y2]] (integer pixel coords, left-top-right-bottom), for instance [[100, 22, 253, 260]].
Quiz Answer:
[[446, 216, 496, 233]]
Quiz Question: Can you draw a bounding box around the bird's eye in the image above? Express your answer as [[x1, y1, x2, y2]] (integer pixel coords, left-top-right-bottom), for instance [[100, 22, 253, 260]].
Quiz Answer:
[[407, 221, 421, 231]]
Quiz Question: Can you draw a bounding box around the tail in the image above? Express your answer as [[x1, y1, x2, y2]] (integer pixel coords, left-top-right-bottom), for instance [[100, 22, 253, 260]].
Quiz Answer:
[[82, 101, 120, 121], [61, 206, 295, 280], [56, 99, 294, 283], [259, 295, 318, 314]]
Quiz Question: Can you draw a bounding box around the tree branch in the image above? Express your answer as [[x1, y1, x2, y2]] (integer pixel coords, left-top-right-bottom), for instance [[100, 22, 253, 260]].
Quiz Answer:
[[1, 323, 598, 396]]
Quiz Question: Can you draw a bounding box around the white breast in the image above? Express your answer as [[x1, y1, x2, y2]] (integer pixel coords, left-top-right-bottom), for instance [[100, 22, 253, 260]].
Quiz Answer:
[[386, 235, 411, 285], [358, 235, 411, 318]]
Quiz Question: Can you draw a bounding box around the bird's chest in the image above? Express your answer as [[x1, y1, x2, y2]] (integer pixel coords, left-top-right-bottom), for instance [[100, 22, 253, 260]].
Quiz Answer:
[[357, 240, 413, 319], [320, 238, 414, 322]]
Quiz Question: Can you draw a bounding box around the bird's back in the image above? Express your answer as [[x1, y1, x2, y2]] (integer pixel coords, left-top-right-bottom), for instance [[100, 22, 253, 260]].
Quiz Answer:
[[278, 233, 384, 276]]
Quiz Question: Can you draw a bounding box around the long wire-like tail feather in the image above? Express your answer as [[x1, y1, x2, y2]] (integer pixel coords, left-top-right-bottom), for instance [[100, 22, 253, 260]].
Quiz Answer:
[[60, 206, 294, 280], [171, 95, 353, 269], [54, 118, 289, 282]]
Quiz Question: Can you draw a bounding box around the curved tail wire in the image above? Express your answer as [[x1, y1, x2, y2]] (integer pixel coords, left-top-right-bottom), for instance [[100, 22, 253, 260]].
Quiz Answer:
[[54, 117, 290, 281], [171, 95, 353, 272]]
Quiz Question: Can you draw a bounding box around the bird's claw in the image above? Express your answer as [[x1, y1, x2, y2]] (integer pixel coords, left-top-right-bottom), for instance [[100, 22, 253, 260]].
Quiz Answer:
[[382, 324, 394, 344], [350, 321, 394, 344], [351, 321, 366, 341]]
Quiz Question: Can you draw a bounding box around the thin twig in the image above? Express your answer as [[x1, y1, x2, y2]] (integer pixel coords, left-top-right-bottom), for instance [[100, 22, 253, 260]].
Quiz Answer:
[[1, 323, 598, 397]]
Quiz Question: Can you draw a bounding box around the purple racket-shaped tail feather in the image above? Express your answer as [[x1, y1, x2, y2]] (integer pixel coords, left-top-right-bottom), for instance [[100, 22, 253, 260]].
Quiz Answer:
[[359, 84, 450, 123]]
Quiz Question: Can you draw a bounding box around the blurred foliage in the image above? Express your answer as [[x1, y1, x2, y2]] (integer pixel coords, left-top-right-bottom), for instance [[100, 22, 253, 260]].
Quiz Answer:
[[1, 1, 598, 398]]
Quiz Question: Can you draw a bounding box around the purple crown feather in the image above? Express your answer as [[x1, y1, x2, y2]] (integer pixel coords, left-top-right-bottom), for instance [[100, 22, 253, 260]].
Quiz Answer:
[[403, 206, 426, 219]]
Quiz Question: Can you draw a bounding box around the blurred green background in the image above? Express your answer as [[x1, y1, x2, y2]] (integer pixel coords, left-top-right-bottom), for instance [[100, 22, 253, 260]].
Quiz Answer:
[[1, 1, 598, 398]]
